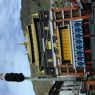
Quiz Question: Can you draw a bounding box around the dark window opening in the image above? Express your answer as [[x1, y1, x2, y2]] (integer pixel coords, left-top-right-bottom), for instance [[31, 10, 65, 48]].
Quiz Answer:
[[34, 18, 43, 67], [55, 12, 62, 20], [82, 22, 90, 35], [33, 18, 48, 70], [28, 25, 35, 63], [59, 28, 63, 64], [84, 37, 91, 50], [72, 9, 79, 17], [85, 53, 91, 62], [64, 11, 71, 18], [59, 26, 68, 29], [63, 60, 70, 63]]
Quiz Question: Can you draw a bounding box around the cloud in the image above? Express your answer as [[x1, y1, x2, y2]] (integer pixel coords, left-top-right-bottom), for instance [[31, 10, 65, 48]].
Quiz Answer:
[[0, 0, 35, 95], [0, 0, 25, 72]]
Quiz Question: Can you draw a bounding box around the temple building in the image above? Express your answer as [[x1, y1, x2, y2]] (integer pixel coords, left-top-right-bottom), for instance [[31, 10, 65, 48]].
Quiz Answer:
[[21, 0, 95, 95]]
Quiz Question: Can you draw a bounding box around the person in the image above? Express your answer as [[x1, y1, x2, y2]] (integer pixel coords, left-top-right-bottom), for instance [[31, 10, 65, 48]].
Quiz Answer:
[[4, 73, 25, 82]]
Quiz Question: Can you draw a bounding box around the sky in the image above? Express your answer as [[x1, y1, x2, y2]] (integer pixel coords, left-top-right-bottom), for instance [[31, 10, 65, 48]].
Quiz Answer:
[[0, 0, 35, 95]]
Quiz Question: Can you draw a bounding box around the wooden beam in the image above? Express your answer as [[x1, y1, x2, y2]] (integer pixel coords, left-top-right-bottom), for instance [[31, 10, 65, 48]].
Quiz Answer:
[[52, 6, 80, 12], [55, 15, 90, 23], [60, 72, 84, 76], [86, 81, 95, 85], [58, 64, 73, 68]]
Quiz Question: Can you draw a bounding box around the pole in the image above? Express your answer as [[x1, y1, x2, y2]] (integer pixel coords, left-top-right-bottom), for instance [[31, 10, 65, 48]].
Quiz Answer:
[[0, 73, 95, 82], [25, 75, 79, 81]]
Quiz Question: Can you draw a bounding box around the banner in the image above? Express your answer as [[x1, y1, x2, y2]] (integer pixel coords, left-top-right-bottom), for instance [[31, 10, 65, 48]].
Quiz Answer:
[[71, 20, 85, 67]]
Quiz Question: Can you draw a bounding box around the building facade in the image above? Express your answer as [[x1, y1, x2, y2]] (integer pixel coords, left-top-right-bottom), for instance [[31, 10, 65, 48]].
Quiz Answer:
[[22, 0, 95, 95]]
